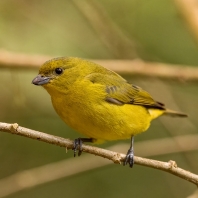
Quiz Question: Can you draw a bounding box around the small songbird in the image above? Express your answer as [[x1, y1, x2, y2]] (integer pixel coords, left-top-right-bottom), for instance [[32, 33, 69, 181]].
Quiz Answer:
[[32, 57, 187, 167]]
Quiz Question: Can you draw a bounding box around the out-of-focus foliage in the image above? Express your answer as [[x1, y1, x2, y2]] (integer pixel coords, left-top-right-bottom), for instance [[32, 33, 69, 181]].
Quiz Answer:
[[0, 0, 198, 198], [0, 0, 198, 64]]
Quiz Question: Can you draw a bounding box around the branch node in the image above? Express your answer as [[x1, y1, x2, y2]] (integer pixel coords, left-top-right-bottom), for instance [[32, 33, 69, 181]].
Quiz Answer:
[[112, 153, 122, 164], [168, 160, 178, 169], [10, 123, 19, 133]]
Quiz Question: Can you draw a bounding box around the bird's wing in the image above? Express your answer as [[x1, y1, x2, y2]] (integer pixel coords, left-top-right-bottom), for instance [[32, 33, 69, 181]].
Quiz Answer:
[[86, 73, 165, 109]]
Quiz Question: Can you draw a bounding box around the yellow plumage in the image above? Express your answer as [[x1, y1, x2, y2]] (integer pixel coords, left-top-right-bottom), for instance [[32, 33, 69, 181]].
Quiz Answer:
[[32, 57, 187, 167]]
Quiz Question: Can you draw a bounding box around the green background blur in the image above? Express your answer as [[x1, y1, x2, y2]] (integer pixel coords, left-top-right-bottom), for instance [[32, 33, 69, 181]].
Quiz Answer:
[[0, 0, 198, 197]]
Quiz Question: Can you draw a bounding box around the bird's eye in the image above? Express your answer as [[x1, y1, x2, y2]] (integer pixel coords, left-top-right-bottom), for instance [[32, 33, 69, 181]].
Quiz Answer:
[[55, 68, 63, 75]]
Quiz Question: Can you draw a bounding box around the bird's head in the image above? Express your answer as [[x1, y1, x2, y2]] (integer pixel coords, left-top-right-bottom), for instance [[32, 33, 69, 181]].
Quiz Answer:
[[32, 57, 94, 94]]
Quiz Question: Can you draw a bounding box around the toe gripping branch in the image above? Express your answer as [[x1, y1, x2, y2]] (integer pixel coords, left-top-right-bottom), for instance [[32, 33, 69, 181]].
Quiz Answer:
[[73, 138, 93, 157], [73, 136, 135, 168], [123, 136, 134, 168]]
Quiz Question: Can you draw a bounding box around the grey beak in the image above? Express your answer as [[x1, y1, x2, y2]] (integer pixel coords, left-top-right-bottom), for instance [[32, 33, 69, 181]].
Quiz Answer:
[[32, 74, 51, 85]]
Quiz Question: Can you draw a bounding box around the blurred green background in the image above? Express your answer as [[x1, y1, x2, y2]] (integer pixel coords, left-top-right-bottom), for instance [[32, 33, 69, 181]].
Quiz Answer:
[[0, 0, 198, 197]]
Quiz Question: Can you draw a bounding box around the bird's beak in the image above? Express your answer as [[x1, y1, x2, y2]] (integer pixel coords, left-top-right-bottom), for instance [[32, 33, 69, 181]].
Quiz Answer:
[[32, 74, 51, 85]]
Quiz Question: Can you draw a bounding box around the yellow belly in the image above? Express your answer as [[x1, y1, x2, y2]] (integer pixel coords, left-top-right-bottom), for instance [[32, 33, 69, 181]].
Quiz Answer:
[[51, 90, 152, 141]]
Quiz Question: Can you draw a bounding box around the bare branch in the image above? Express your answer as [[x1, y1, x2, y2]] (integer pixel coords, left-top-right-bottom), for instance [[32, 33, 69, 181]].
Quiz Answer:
[[0, 154, 111, 197], [71, 0, 137, 58], [0, 134, 198, 197], [0, 122, 198, 186], [187, 189, 198, 198], [0, 50, 51, 69], [1, 50, 198, 80], [174, 0, 198, 44]]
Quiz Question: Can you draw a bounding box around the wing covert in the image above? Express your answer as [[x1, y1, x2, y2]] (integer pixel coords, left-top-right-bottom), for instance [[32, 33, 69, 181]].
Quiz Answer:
[[86, 72, 164, 109]]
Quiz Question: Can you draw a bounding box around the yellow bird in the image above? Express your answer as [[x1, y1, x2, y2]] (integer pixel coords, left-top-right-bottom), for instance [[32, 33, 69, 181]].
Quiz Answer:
[[32, 57, 187, 167]]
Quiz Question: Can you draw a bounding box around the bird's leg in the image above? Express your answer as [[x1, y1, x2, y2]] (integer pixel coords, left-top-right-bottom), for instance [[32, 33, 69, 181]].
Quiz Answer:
[[123, 136, 134, 168], [73, 138, 94, 157]]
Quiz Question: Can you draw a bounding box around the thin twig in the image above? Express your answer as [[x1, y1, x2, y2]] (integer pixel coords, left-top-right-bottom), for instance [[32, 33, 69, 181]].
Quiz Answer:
[[71, 0, 137, 58], [1, 134, 198, 198], [174, 0, 198, 44], [187, 189, 198, 198], [0, 154, 111, 198], [0, 50, 51, 69], [0, 122, 198, 186], [1, 50, 198, 80]]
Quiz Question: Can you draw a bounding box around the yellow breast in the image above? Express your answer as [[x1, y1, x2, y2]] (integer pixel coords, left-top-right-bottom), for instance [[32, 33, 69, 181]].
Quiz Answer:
[[47, 79, 152, 142]]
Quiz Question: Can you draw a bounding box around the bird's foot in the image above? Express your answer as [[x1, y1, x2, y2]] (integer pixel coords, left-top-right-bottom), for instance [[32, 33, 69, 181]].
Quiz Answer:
[[73, 138, 94, 157], [73, 138, 83, 157], [123, 149, 134, 168]]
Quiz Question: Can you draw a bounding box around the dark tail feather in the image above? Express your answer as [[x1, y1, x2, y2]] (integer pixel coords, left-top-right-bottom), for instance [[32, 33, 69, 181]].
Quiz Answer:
[[164, 109, 188, 117]]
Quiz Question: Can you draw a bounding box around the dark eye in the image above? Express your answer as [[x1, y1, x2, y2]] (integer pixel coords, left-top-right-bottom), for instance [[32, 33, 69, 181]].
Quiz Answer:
[[55, 68, 63, 75]]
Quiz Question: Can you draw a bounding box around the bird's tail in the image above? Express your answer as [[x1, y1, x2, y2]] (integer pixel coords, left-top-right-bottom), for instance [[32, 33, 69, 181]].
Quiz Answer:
[[164, 109, 188, 117], [148, 108, 187, 120]]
